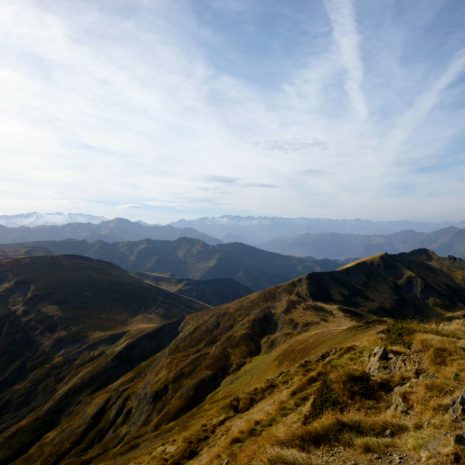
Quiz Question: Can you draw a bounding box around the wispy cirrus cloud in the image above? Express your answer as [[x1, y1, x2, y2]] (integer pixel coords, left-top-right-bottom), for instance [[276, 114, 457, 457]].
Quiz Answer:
[[389, 48, 465, 152], [323, 0, 369, 121]]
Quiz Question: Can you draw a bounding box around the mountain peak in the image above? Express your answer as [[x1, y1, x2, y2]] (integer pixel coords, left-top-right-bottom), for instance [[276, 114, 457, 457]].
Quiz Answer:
[[0, 212, 107, 227]]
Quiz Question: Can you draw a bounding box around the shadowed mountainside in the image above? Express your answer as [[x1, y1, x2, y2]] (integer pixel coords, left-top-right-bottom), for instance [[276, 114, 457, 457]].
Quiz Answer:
[[0, 255, 205, 465], [2, 250, 465, 464], [0, 237, 339, 290], [135, 272, 253, 306]]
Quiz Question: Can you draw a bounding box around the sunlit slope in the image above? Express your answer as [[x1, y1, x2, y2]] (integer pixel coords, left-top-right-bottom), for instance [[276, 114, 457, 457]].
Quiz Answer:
[[2, 249, 465, 464]]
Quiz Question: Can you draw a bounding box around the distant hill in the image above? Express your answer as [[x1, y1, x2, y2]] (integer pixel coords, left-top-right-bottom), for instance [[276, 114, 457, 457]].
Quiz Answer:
[[260, 226, 465, 259], [135, 272, 253, 306], [1, 237, 339, 290], [0, 217, 220, 245], [171, 215, 461, 243], [0, 255, 205, 331], [2, 249, 465, 464]]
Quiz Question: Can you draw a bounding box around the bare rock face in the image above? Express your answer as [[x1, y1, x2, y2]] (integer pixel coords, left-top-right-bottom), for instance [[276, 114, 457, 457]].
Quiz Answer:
[[390, 383, 412, 414], [449, 388, 465, 419], [367, 346, 420, 376], [367, 346, 389, 375]]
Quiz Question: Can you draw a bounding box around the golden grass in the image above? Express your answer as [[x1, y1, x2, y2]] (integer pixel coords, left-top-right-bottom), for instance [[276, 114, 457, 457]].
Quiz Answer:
[[249, 446, 314, 465]]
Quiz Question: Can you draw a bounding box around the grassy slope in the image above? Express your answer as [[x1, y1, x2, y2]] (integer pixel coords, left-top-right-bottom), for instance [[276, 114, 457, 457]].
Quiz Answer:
[[0, 255, 206, 465], [3, 250, 465, 465]]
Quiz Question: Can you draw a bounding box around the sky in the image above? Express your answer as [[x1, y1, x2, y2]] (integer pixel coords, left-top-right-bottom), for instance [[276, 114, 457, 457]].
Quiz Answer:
[[1, 0, 465, 223]]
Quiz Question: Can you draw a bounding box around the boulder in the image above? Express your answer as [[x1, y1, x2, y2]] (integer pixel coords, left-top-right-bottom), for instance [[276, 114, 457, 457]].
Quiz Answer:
[[390, 383, 411, 414]]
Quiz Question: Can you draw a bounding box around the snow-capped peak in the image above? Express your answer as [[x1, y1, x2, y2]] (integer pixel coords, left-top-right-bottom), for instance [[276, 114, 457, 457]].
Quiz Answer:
[[0, 212, 107, 227]]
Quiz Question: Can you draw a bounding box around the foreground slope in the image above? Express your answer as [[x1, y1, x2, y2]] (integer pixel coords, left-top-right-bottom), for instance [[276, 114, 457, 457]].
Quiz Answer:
[[0, 237, 338, 290], [3, 250, 465, 465], [0, 255, 205, 465]]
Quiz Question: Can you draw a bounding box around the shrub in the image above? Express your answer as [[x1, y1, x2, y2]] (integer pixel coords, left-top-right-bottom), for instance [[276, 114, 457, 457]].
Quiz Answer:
[[383, 322, 414, 348], [304, 369, 378, 423]]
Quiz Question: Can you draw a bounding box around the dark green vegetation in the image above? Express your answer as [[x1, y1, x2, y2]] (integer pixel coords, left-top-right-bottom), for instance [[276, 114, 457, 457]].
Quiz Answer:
[[2, 249, 465, 464], [0, 237, 338, 290]]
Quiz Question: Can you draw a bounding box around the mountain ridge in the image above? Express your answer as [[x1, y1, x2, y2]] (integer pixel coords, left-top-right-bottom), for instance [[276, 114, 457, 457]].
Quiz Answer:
[[171, 215, 465, 242], [260, 226, 465, 259], [0, 237, 339, 291], [0, 218, 220, 245], [2, 249, 465, 464]]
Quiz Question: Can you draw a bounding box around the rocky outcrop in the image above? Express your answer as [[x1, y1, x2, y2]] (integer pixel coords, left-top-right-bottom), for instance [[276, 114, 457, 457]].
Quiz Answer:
[[390, 383, 412, 414], [449, 388, 465, 419], [367, 346, 420, 376]]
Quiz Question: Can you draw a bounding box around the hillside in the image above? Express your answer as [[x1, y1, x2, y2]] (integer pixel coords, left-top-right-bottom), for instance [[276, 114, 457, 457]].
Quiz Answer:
[[135, 272, 253, 306], [0, 237, 339, 290], [2, 250, 465, 465], [0, 218, 219, 245], [0, 255, 205, 465], [261, 226, 465, 259]]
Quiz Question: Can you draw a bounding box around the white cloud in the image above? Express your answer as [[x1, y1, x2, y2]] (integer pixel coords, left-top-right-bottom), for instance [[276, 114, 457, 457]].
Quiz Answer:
[[323, 0, 369, 120], [388, 48, 465, 152], [0, 0, 464, 222]]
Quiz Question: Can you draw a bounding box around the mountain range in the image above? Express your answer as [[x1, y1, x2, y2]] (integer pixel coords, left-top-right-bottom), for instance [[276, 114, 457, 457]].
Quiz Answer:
[[3, 212, 465, 246], [171, 215, 465, 242], [0, 237, 338, 291], [2, 249, 465, 464], [0, 212, 107, 227], [0, 218, 219, 245], [260, 226, 465, 259]]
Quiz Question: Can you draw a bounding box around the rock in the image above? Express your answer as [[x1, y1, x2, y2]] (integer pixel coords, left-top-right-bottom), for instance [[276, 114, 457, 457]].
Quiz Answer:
[[419, 372, 438, 381], [454, 433, 465, 446], [449, 388, 465, 419], [367, 346, 389, 374], [390, 383, 410, 414], [384, 429, 394, 438]]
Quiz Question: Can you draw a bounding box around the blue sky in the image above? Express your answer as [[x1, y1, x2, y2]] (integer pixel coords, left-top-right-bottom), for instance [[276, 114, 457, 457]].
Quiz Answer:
[[1, 0, 465, 222]]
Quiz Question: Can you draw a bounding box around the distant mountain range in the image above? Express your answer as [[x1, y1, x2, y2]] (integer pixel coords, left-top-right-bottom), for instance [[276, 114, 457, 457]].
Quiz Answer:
[[3, 213, 465, 244], [3, 214, 465, 262], [0, 237, 338, 291], [171, 215, 465, 242], [260, 226, 465, 259], [0, 212, 107, 227], [0, 217, 220, 245]]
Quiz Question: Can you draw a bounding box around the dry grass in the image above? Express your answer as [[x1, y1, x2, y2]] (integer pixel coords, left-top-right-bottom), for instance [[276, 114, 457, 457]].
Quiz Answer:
[[250, 446, 314, 465], [291, 411, 407, 449], [354, 436, 397, 453]]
